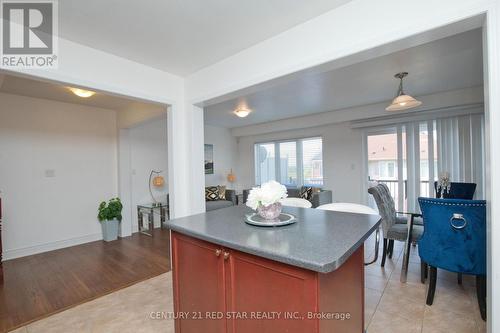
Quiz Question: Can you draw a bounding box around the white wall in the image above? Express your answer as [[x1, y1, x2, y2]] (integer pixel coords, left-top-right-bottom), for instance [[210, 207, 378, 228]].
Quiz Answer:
[[0, 92, 118, 259], [236, 122, 364, 203], [129, 117, 168, 230], [116, 102, 168, 236], [118, 102, 167, 129], [2, 33, 188, 222], [204, 124, 238, 188]]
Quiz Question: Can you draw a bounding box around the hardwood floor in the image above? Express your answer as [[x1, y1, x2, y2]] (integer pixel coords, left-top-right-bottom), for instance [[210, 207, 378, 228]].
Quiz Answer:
[[0, 229, 170, 333]]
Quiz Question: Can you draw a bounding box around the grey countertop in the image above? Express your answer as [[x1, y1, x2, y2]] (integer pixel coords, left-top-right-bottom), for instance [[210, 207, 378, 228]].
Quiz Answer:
[[165, 205, 380, 273]]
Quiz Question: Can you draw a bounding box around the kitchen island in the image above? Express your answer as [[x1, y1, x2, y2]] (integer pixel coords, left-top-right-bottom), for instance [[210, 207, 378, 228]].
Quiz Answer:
[[166, 205, 380, 333]]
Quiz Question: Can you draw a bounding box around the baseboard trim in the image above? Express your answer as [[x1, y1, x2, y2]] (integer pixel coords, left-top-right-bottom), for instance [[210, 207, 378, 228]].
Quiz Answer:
[[3, 232, 103, 260]]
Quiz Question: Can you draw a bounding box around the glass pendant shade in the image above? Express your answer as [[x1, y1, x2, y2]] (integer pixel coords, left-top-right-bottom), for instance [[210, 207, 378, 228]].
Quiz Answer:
[[386, 94, 422, 111], [386, 72, 422, 111], [234, 108, 251, 118]]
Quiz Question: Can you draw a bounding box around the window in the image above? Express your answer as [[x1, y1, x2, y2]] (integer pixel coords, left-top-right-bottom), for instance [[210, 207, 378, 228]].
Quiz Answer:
[[255, 143, 275, 184], [255, 137, 323, 187], [302, 137, 323, 186], [279, 141, 297, 186]]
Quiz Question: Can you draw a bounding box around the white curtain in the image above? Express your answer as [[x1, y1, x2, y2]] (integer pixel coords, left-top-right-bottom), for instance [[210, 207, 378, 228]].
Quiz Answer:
[[436, 114, 485, 199], [407, 114, 484, 211], [364, 112, 485, 212]]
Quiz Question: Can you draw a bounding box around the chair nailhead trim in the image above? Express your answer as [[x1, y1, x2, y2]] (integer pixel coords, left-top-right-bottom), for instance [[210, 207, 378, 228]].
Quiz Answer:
[[419, 199, 485, 207]]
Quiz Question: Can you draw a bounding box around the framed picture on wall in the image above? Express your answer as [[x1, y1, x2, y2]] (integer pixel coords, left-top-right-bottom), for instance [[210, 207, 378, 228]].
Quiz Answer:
[[205, 144, 214, 174]]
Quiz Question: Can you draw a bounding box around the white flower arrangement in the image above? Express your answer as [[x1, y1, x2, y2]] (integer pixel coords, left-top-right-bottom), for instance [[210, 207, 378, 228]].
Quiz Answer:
[[246, 181, 288, 210]]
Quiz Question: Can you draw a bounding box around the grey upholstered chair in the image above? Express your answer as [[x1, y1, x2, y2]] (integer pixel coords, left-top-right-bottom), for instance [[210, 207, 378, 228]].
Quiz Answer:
[[368, 183, 424, 273]]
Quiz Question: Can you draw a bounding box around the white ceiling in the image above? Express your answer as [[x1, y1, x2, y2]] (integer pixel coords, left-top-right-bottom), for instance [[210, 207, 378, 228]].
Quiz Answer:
[[59, 0, 352, 76], [203, 29, 484, 128], [0, 74, 162, 111]]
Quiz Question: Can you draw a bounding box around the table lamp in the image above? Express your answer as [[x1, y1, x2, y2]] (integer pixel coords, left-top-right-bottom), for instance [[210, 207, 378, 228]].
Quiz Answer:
[[227, 169, 236, 184], [149, 170, 165, 205]]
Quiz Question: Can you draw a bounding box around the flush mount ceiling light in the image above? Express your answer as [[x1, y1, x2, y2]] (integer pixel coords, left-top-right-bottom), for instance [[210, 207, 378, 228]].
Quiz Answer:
[[68, 87, 96, 98], [233, 106, 251, 118], [386, 72, 422, 111]]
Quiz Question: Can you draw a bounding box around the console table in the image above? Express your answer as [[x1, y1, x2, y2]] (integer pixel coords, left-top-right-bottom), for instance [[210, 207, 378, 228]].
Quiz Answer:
[[137, 203, 169, 236]]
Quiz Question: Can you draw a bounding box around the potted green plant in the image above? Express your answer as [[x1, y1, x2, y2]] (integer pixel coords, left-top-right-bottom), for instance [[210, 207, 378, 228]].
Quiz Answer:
[[98, 198, 122, 241]]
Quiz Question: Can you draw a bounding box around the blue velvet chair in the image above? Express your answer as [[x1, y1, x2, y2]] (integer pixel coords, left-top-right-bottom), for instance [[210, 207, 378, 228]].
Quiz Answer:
[[418, 197, 486, 320], [432, 181, 477, 284]]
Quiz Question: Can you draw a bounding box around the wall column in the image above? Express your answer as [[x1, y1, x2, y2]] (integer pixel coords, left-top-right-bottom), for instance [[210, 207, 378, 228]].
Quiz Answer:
[[117, 128, 133, 237], [484, 5, 500, 331], [168, 103, 206, 219]]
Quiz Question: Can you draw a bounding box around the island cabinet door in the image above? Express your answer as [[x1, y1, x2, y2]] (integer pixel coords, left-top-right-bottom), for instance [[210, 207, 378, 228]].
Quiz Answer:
[[171, 232, 227, 333], [224, 249, 319, 333]]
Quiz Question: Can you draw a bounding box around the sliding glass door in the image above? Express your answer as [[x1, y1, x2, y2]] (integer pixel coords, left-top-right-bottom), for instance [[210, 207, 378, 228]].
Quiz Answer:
[[365, 114, 483, 212], [366, 122, 440, 211], [367, 127, 407, 211]]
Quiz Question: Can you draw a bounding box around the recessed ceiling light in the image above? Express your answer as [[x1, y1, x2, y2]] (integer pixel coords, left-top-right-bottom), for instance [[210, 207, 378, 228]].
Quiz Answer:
[[386, 72, 422, 111], [234, 107, 251, 118], [68, 87, 96, 98]]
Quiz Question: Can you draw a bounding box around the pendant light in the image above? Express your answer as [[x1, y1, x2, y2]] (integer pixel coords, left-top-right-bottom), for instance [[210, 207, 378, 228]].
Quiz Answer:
[[386, 72, 422, 111], [233, 106, 251, 118]]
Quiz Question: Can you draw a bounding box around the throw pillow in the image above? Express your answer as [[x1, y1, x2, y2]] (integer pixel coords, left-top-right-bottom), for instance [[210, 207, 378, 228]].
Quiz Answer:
[[205, 186, 220, 201], [218, 185, 226, 200], [300, 186, 313, 201]]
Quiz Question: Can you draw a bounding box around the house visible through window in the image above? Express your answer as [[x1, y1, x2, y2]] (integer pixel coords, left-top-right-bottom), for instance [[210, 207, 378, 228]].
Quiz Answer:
[[255, 137, 323, 187]]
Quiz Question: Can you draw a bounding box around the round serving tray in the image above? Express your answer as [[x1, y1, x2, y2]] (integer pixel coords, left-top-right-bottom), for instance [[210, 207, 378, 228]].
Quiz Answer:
[[244, 213, 296, 227]]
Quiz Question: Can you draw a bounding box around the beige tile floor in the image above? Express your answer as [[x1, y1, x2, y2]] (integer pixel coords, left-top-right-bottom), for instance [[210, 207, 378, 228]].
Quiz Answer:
[[10, 237, 486, 333], [10, 273, 175, 333], [364, 235, 486, 333]]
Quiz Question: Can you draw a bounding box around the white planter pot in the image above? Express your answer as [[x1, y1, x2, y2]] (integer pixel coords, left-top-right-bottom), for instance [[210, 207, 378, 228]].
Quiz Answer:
[[101, 219, 119, 242]]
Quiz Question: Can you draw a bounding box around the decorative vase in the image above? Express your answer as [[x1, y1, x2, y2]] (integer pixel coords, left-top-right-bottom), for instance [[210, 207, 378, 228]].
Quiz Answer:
[[257, 202, 282, 220]]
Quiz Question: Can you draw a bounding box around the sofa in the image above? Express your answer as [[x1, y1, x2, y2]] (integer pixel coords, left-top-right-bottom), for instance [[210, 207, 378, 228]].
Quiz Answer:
[[242, 187, 332, 208], [206, 189, 237, 211]]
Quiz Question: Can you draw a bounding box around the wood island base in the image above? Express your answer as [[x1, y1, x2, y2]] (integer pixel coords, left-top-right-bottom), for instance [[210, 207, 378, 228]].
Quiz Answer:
[[171, 231, 365, 333]]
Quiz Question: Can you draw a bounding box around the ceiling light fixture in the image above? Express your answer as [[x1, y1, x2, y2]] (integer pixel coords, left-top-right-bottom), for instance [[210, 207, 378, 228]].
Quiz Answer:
[[386, 72, 422, 111], [233, 107, 251, 118], [68, 87, 96, 98]]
